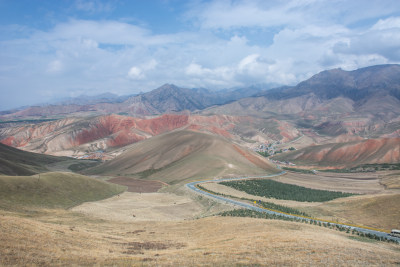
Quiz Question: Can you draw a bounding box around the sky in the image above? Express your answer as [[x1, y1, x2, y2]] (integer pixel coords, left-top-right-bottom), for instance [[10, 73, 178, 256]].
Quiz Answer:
[[1, 0, 400, 110]]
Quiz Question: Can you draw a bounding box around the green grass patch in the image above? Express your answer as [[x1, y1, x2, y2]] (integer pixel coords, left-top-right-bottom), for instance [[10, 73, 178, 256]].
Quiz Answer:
[[134, 160, 178, 179], [282, 167, 315, 174], [220, 179, 356, 202], [242, 138, 257, 144], [197, 184, 309, 216], [0, 118, 58, 124], [68, 160, 102, 172], [219, 209, 292, 221], [258, 201, 309, 217], [319, 163, 400, 173], [0, 143, 69, 176], [257, 151, 270, 157], [0, 172, 126, 210]]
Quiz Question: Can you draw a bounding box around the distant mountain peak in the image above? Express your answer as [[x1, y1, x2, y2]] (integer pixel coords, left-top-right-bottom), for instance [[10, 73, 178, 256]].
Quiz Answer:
[[157, 83, 180, 89]]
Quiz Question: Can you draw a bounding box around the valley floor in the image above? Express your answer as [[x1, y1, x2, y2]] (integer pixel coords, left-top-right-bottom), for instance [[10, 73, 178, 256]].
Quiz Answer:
[[1, 171, 400, 266], [202, 171, 400, 231]]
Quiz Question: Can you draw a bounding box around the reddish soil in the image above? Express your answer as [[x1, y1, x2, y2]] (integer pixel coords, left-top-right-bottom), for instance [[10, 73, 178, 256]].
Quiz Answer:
[[136, 114, 189, 135], [233, 144, 272, 169], [282, 137, 400, 166], [275, 119, 300, 142], [1, 113, 290, 159], [107, 177, 166, 193]]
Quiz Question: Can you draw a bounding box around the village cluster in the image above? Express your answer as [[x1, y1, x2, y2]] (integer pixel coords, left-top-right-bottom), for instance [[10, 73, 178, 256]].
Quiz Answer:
[[253, 141, 297, 166]]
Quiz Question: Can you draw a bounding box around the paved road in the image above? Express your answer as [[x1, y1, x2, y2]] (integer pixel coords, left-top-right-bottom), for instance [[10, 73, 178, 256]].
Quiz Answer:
[[186, 172, 400, 243]]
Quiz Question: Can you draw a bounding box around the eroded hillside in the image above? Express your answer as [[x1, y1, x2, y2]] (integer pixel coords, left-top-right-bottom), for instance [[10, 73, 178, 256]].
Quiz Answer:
[[0, 114, 299, 159]]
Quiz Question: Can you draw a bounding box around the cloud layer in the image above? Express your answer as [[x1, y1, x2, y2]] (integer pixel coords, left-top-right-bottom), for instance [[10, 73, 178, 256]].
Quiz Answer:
[[1, 0, 400, 109]]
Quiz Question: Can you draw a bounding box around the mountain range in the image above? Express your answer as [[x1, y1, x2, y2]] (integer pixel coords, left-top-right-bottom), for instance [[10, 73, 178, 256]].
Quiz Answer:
[[0, 84, 275, 119], [1, 64, 399, 168]]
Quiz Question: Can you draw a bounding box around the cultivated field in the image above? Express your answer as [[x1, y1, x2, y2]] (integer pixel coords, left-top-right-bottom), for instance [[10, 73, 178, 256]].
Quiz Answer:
[[202, 171, 400, 231]]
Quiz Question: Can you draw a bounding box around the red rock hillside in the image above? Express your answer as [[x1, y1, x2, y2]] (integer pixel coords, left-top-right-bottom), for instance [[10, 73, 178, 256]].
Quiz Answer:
[[275, 138, 400, 167], [0, 114, 297, 159]]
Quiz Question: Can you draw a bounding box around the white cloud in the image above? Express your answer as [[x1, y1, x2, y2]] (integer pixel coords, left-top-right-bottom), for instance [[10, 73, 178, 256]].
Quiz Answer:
[[190, 0, 400, 30], [190, 0, 305, 29], [2, 1, 400, 110], [142, 59, 158, 71], [46, 60, 63, 73], [128, 66, 144, 80], [372, 17, 400, 30], [186, 63, 211, 76], [331, 16, 400, 62], [74, 0, 113, 13], [128, 59, 158, 80]]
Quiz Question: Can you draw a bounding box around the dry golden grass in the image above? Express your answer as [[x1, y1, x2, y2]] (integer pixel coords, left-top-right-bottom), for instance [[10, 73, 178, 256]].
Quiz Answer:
[[1, 209, 399, 266], [71, 191, 205, 222], [87, 130, 279, 185], [380, 172, 400, 189], [202, 171, 400, 231], [311, 193, 400, 230], [273, 172, 384, 194]]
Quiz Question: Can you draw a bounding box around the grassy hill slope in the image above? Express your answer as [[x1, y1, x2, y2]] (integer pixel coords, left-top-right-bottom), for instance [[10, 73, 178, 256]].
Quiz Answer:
[[0, 172, 125, 210], [1, 214, 399, 266], [87, 130, 279, 184], [0, 143, 68, 176]]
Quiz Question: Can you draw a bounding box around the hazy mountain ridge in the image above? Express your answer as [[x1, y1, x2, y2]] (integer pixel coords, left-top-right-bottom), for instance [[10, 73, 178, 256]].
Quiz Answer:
[[2, 64, 399, 121], [204, 64, 400, 138], [0, 84, 270, 119], [51, 92, 133, 106], [261, 64, 400, 101]]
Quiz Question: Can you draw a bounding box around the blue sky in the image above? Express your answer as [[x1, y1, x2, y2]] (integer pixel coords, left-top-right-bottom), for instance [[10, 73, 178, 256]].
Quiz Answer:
[[1, 0, 400, 110]]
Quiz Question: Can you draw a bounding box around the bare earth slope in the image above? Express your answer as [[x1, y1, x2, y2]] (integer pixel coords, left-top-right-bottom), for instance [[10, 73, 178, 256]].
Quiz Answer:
[[274, 137, 400, 167], [86, 130, 279, 184], [0, 114, 300, 159]]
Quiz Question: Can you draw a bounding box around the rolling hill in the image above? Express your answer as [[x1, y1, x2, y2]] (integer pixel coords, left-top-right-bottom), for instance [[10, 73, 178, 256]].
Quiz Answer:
[[273, 138, 400, 167], [86, 130, 280, 184], [0, 172, 125, 210], [0, 114, 299, 159], [0, 143, 69, 176]]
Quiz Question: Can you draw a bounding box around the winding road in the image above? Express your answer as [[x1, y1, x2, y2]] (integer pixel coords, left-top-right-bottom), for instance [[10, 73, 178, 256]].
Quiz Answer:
[[186, 171, 400, 243]]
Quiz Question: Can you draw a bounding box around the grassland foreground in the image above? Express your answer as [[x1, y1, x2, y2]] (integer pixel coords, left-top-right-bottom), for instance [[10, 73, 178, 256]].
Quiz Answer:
[[186, 171, 400, 243]]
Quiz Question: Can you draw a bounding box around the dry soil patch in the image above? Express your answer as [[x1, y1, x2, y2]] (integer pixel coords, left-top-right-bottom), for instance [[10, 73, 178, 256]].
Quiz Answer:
[[107, 177, 166, 192], [71, 192, 204, 222], [273, 172, 384, 194]]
